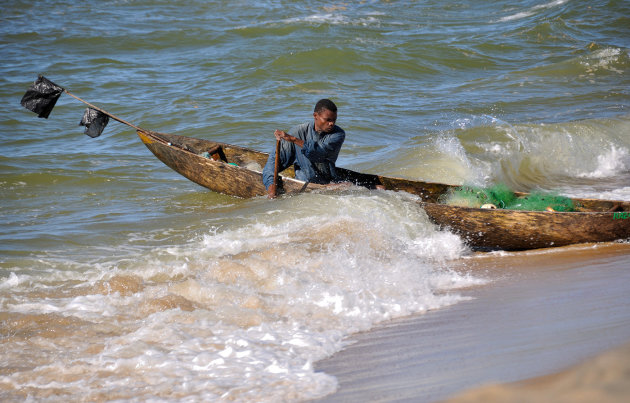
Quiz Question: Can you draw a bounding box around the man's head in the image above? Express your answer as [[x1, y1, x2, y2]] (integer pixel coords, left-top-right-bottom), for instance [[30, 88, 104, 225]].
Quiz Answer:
[[313, 99, 338, 133]]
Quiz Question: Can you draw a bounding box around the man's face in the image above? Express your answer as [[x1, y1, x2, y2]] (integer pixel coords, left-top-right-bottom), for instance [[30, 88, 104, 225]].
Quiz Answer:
[[313, 109, 337, 133]]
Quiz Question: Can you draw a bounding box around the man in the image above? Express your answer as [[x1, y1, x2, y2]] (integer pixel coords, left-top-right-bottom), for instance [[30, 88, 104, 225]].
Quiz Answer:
[[263, 99, 345, 198]]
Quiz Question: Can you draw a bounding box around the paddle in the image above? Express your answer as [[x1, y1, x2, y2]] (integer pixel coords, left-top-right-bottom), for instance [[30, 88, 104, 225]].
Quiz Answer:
[[270, 139, 281, 198]]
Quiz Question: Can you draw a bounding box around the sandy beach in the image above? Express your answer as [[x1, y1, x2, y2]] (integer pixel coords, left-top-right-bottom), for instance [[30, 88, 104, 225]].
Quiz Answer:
[[315, 242, 630, 402], [444, 341, 630, 403]]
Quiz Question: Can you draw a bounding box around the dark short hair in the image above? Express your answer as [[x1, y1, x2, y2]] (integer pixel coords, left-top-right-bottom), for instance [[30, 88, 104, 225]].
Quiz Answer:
[[314, 99, 337, 114]]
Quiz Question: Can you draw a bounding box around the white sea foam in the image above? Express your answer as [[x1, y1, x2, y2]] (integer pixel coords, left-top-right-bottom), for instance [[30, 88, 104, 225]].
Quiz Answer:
[[442, 114, 630, 192], [562, 186, 630, 202], [282, 13, 379, 27], [497, 0, 569, 22], [0, 272, 20, 289], [578, 146, 628, 179], [594, 187, 630, 201], [0, 190, 483, 401], [581, 47, 626, 75]]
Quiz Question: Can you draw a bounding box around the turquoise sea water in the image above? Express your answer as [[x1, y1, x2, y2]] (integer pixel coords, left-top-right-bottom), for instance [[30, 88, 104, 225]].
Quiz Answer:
[[1, 1, 629, 401]]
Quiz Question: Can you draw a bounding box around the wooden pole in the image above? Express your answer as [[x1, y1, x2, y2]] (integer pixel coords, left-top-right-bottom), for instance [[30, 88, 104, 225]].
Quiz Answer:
[[63, 89, 144, 132], [273, 139, 281, 196]]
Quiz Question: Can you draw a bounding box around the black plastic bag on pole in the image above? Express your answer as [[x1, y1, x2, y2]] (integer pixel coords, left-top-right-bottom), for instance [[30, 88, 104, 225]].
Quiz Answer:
[[20, 75, 64, 119], [79, 108, 109, 138]]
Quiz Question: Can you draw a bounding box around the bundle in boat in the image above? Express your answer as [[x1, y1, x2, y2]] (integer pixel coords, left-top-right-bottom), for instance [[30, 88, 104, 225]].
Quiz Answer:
[[439, 184, 575, 212]]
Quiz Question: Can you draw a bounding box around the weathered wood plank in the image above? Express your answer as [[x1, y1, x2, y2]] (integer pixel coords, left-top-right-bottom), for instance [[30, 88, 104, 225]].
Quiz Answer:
[[422, 203, 630, 250]]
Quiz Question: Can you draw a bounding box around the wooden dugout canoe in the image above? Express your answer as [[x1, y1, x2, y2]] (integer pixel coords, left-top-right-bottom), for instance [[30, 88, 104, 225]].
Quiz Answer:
[[137, 129, 630, 251]]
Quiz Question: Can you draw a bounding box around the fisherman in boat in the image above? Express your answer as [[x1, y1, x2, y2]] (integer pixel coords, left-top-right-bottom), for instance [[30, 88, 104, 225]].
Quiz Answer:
[[263, 99, 346, 198]]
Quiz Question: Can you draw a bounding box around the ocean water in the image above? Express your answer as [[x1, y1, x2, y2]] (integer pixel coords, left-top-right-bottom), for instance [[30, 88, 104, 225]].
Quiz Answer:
[[1, 0, 629, 401]]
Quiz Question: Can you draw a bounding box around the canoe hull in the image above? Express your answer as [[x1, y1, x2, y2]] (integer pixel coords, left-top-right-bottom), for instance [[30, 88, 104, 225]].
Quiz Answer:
[[136, 130, 630, 251], [422, 203, 630, 250], [137, 130, 324, 198]]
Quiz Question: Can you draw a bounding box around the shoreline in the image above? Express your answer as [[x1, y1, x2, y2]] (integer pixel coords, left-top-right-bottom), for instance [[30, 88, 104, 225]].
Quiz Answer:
[[443, 340, 630, 403], [315, 242, 630, 402]]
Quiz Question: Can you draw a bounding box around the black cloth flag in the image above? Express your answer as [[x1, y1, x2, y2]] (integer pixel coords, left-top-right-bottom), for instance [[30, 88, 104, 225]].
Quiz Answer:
[[20, 75, 64, 119], [80, 108, 109, 138]]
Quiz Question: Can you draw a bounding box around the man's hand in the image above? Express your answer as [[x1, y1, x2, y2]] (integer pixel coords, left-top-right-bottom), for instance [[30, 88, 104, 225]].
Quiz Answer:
[[267, 183, 277, 199], [274, 129, 289, 141], [274, 130, 304, 147]]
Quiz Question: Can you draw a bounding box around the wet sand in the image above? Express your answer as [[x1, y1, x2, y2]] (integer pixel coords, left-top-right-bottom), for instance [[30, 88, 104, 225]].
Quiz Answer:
[[315, 242, 630, 402], [444, 341, 630, 403]]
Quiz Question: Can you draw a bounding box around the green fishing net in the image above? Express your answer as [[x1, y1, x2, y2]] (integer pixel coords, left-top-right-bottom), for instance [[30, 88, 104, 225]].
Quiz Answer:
[[439, 184, 515, 209], [508, 192, 575, 212], [439, 184, 575, 212]]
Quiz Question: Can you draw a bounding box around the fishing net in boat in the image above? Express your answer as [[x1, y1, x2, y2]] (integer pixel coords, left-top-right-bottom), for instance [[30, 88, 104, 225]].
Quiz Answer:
[[508, 192, 575, 212], [439, 184, 575, 212], [439, 183, 515, 209]]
